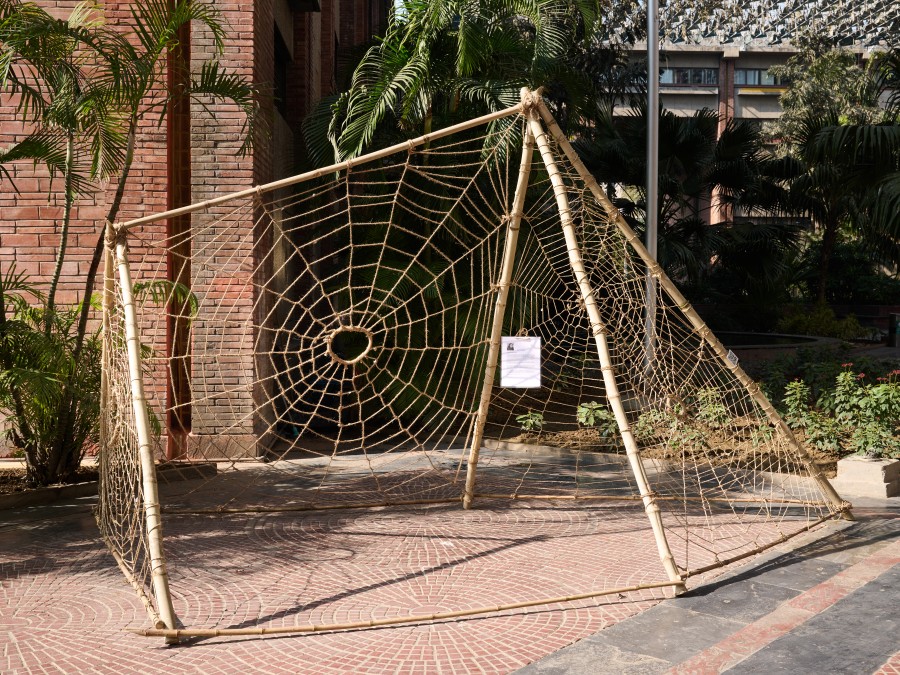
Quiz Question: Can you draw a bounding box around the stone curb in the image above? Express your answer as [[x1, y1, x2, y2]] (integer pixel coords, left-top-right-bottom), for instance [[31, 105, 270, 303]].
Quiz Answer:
[[0, 481, 98, 510], [0, 462, 217, 511]]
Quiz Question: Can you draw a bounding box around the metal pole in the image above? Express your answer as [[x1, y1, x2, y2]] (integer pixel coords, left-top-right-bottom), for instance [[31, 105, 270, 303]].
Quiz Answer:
[[645, 0, 660, 369], [647, 0, 659, 259]]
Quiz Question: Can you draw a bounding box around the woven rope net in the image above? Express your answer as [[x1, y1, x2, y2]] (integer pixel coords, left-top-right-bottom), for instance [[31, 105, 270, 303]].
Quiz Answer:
[[97, 97, 847, 639]]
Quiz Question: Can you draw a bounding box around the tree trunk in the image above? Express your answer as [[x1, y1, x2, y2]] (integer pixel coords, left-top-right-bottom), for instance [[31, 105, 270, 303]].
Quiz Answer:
[[45, 131, 75, 334], [47, 120, 138, 486], [816, 218, 839, 305]]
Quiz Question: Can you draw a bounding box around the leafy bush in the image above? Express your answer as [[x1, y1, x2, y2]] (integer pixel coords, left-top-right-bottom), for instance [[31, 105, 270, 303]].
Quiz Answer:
[[776, 305, 866, 340], [696, 388, 730, 429], [779, 365, 900, 459], [0, 266, 102, 485], [576, 401, 618, 438], [516, 411, 544, 433]]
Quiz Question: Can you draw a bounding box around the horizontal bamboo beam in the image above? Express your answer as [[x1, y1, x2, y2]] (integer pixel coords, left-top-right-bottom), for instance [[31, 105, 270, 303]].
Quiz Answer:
[[164, 497, 462, 516], [474, 493, 830, 507], [162, 492, 831, 517], [131, 579, 680, 640], [683, 512, 836, 578], [116, 103, 525, 232]]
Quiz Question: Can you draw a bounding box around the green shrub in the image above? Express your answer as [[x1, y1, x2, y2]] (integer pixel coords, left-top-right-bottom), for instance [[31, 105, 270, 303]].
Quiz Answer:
[[516, 411, 544, 433], [776, 305, 866, 340], [576, 401, 618, 438]]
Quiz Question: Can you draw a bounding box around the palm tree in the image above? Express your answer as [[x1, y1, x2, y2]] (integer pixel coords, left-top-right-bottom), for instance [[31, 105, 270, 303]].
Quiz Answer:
[[306, 0, 602, 165], [0, 0, 259, 485], [578, 105, 797, 289], [766, 46, 899, 304]]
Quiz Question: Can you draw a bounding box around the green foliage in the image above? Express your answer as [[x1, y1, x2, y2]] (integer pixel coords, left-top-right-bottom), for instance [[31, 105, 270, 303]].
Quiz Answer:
[[695, 388, 729, 429], [783, 379, 811, 428], [0, 0, 258, 485], [776, 305, 866, 340], [0, 266, 101, 485], [788, 236, 900, 305], [764, 47, 900, 302], [516, 411, 544, 433], [778, 364, 900, 459], [314, 0, 610, 163], [633, 409, 672, 442], [576, 401, 617, 438]]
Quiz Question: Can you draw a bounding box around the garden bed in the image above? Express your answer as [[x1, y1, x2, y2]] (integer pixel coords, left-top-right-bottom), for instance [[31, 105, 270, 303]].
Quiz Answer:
[[501, 428, 845, 477]]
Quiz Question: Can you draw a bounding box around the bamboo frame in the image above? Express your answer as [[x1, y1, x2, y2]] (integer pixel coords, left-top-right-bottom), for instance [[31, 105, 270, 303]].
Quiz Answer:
[[463, 93, 536, 509], [526, 104, 686, 592], [98, 224, 115, 493], [163, 493, 830, 516], [108, 94, 851, 644], [682, 512, 836, 579], [131, 578, 680, 640], [115, 103, 526, 232], [532, 99, 852, 521], [113, 232, 181, 642]]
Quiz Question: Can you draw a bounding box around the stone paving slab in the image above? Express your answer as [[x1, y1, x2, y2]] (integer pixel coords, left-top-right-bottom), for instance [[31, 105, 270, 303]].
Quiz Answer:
[[726, 564, 899, 674], [518, 502, 900, 675]]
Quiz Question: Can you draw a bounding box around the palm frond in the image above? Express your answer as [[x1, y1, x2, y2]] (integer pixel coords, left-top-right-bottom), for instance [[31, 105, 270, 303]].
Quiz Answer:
[[188, 60, 262, 157]]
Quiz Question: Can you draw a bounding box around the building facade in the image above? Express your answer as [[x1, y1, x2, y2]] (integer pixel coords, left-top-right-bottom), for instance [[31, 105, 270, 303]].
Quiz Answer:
[[0, 0, 389, 457]]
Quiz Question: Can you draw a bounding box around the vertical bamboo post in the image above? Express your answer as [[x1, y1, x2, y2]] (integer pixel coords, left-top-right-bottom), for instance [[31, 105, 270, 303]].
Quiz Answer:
[[463, 95, 536, 509], [533, 99, 852, 521], [527, 106, 686, 591], [113, 228, 181, 641], [98, 223, 115, 502]]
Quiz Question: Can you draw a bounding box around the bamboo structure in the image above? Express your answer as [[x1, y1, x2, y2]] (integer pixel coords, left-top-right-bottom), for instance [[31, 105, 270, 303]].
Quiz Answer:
[[115, 103, 526, 233], [113, 232, 181, 639], [463, 92, 536, 509], [532, 98, 852, 521], [526, 104, 686, 592], [133, 579, 680, 640], [104, 90, 853, 645]]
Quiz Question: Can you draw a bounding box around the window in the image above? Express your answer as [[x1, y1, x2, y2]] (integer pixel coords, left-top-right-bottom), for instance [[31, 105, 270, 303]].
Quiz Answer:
[[660, 67, 718, 86], [735, 69, 788, 86]]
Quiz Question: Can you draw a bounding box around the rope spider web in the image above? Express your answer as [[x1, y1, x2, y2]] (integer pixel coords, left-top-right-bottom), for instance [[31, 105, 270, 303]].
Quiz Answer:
[[97, 91, 850, 642]]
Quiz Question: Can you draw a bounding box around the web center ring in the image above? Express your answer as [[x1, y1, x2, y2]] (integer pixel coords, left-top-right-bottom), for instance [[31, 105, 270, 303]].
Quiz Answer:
[[326, 325, 374, 366]]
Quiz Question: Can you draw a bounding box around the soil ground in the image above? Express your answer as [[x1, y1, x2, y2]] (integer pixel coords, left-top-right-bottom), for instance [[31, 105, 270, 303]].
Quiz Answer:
[[0, 466, 99, 496], [504, 428, 844, 477]]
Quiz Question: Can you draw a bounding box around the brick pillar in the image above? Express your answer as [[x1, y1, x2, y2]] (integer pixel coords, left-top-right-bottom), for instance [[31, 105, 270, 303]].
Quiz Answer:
[[713, 48, 739, 225]]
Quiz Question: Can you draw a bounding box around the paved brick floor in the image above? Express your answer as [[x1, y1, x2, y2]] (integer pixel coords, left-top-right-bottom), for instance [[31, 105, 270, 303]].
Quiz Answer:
[[3, 489, 825, 675], [3, 499, 676, 674], [0, 451, 847, 674]]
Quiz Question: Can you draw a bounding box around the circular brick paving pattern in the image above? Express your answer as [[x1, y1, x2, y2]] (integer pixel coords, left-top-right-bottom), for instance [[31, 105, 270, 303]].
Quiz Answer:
[[2, 498, 815, 673]]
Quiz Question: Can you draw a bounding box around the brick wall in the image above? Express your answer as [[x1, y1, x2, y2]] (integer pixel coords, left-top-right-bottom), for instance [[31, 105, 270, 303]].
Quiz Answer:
[[0, 0, 388, 458]]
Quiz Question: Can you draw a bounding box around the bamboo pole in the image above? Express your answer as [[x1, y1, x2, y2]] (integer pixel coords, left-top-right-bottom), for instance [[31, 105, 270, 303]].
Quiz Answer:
[[473, 493, 830, 507], [463, 94, 535, 510], [165, 496, 463, 516], [98, 223, 115, 494], [165, 492, 831, 516], [683, 512, 835, 578], [114, 232, 181, 643], [527, 106, 686, 592], [533, 99, 853, 521], [116, 103, 526, 232], [131, 578, 680, 639]]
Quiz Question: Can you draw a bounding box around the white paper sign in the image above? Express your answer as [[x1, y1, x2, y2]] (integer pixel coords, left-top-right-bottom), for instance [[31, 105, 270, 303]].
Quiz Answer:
[[726, 349, 740, 367], [501, 336, 541, 388]]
